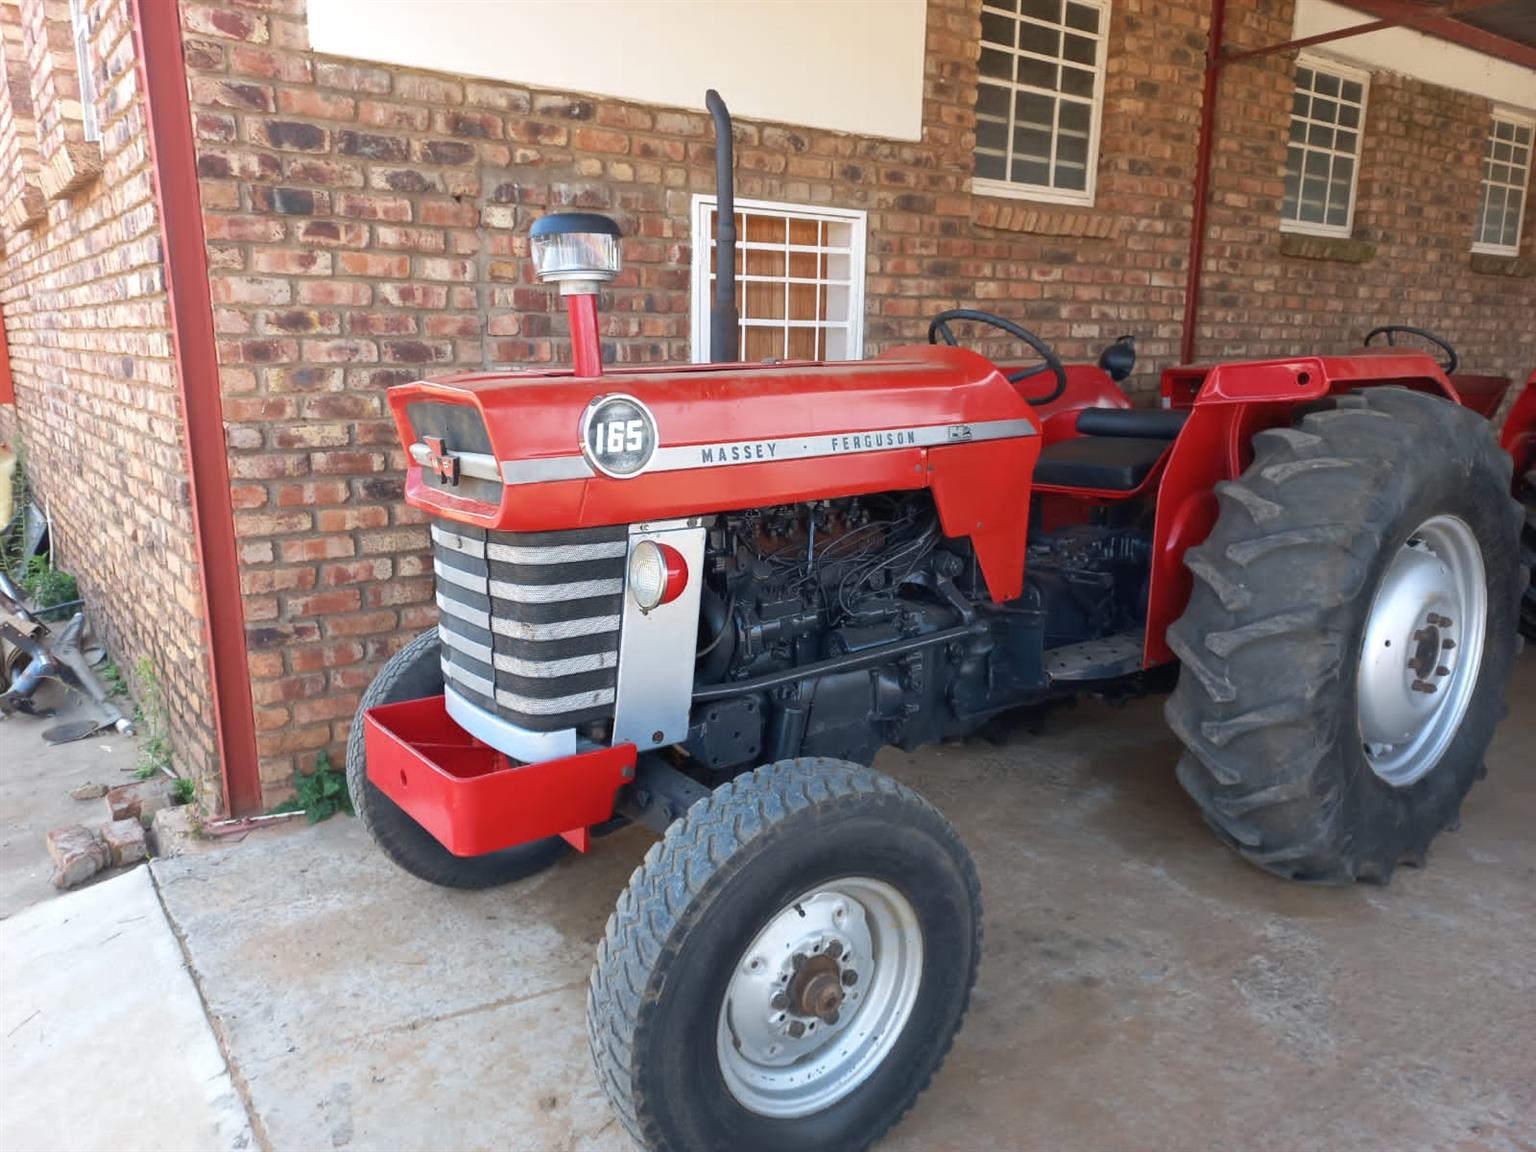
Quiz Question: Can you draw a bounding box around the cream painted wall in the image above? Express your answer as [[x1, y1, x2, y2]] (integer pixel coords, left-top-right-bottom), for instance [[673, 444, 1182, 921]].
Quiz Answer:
[[307, 0, 928, 141], [1293, 0, 1536, 110]]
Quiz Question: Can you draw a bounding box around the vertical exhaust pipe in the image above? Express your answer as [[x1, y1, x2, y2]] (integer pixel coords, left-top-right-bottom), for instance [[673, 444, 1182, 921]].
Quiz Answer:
[[705, 89, 738, 363]]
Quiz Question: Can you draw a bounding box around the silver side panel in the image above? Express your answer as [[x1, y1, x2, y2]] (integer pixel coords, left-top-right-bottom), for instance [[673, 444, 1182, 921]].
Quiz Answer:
[[611, 522, 707, 750], [444, 686, 577, 762]]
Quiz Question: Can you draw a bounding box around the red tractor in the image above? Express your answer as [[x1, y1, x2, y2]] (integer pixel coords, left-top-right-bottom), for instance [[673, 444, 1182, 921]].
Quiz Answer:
[[347, 96, 1525, 1151]]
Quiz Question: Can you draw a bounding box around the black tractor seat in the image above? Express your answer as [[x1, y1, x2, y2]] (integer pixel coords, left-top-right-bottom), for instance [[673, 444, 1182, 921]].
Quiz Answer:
[[1033, 406, 1188, 492]]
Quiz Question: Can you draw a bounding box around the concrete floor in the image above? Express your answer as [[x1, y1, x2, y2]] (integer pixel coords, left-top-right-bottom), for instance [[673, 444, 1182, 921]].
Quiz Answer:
[[0, 868, 254, 1151], [144, 646, 1536, 1152], [0, 684, 140, 918]]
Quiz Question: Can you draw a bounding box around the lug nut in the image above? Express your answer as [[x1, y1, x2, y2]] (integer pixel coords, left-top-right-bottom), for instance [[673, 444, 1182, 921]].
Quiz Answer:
[[788, 1021, 806, 1038], [841, 970, 858, 987], [1435, 665, 1451, 677], [771, 992, 788, 1011], [827, 941, 844, 960], [791, 953, 806, 971], [1413, 628, 1433, 644], [1442, 638, 1456, 650], [826, 1010, 840, 1026], [1411, 680, 1437, 694]]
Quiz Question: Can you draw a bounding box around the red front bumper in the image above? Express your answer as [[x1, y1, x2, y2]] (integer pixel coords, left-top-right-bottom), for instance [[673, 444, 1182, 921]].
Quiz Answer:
[[364, 695, 635, 854]]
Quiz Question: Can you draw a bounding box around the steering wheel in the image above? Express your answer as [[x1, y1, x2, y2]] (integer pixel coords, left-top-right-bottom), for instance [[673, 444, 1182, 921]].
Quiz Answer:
[[928, 308, 1068, 406], [1363, 325, 1459, 375]]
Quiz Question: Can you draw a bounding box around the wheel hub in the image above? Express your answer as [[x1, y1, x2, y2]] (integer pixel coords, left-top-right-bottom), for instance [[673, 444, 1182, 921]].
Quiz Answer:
[[1357, 515, 1486, 787], [715, 879, 922, 1119]]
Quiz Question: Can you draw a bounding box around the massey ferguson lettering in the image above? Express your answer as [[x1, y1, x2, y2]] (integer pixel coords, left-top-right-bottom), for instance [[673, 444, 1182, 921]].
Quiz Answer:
[[697, 428, 920, 467], [829, 429, 919, 452]]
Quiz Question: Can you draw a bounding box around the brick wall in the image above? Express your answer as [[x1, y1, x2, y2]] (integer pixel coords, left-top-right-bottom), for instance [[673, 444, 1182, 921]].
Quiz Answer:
[[1195, 5, 1536, 365], [0, 0, 219, 796], [180, 0, 1532, 801]]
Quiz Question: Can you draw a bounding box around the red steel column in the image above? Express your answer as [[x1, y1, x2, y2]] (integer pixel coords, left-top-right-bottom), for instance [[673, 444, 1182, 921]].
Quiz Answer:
[[1180, 0, 1227, 366], [0, 307, 13, 406], [131, 0, 262, 816]]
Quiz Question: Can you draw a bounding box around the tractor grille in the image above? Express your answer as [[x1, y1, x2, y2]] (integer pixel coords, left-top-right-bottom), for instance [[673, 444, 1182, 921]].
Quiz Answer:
[[431, 520, 628, 733]]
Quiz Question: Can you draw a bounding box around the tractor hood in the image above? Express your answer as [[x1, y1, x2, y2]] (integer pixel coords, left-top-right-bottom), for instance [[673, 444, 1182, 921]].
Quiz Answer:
[[388, 344, 1041, 536]]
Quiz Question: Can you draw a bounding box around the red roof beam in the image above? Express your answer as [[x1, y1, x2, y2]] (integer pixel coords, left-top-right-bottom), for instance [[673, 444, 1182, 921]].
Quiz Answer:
[[1338, 1, 1536, 69]]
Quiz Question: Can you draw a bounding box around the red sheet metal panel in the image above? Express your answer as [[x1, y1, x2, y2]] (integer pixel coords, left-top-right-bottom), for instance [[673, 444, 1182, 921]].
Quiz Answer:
[[364, 695, 635, 855]]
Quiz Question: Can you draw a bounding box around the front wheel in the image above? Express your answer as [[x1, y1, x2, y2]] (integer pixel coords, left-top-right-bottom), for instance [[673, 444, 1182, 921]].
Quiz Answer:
[[587, 759, 981, 1152], [1519, 469, 1535, 639], [1167, 388, 1523, 884], [345, 627, 568, 889]]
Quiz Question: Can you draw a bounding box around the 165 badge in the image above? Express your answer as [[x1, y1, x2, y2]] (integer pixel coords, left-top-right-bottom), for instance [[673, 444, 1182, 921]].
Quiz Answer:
[[581, 394, 658, 478]]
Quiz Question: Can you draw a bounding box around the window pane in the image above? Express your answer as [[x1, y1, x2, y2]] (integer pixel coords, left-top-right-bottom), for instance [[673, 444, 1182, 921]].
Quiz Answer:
[[1341, 80, 1363, 104], [1016, 91, 1054, 130], [1335, 129, 1356, 155], [979, 47, 1012, 81], [1065, 2, 1099, 33], [1314, 71, 1340, 98], [1312, 97, 1338, 125], [1017, 55, 1057, 88], [1011, 157, 1050, 185], [1304, 150, 1329, 179], [1307, 122, 1333, 148], [1021, 0, 1060, 19], [1515, 125, 1533, 147], [976, 152, 1007, 181], [1015, 127, 1053, 163], [1056, 133, 1088, 167], [1283, 169, 1301, 218], [1056, 163, 1087, 191], [976, 118, 1009, 153], [977, 83, 1010, 119], [981, 10, 1015, 47], [1063, 33, 1096, 65], [1296, 67, 1313, 90], [1338, 103, 1359, 129], [1061, 65, 1095, 97], [1019, 21, 1059, 56], [1059, 100, 1090, 135], [1504, 191, 1522, 246]]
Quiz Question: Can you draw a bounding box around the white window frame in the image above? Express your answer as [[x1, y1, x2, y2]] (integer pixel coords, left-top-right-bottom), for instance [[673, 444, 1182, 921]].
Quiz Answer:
[[1280, 53, 1370, 239], [68, 0, 100, 143], [689, 196, 867, 364], [1472, 106, 1534, 257], [972, 0, 1111, 208]]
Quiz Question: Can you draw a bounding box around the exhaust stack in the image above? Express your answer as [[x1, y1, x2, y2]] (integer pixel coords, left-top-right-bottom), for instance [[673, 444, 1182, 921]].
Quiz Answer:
[[705, 89, 738, 363]]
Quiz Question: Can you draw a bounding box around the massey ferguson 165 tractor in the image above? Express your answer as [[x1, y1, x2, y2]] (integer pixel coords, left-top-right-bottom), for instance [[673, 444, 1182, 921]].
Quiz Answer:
[[347, 94, 1525, 1151]]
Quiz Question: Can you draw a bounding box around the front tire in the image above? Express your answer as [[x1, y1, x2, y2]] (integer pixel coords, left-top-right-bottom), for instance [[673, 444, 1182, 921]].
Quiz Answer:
[[345, 627, 567, 889], [587, 759, 981, 1152], [1166, 388, 1523, 884]]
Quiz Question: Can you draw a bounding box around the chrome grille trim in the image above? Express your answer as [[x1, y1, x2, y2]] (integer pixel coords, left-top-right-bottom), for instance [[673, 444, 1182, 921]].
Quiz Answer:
[[496, 685, 616, 715], [496, 649, 617, 678], [487, 577, 624, 603], [432, 519, 626, 732], [433, 559, 490, 593], [486, 540, 629, 565], [436, 592, 490, 629], [489, 613, 622, 641], [430, 523, 487, 558], [437, 623, 493, 666]]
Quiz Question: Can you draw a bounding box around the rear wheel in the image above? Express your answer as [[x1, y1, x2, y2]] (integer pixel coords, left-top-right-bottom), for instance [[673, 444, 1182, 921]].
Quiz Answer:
[[1166, 388, 1523, 884], [587, 759, 980, 1152], [345, 627, 567, 889]]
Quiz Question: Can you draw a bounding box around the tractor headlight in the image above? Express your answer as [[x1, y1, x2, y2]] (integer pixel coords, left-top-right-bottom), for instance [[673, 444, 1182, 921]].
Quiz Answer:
[[628, 540, 688, 613], [530, 212, 622, 286]]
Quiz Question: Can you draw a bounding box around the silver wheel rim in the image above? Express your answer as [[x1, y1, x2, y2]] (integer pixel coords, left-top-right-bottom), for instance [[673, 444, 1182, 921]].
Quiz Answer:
[[1357, 514, 1487, 787], [715, 877, 923, 1119]]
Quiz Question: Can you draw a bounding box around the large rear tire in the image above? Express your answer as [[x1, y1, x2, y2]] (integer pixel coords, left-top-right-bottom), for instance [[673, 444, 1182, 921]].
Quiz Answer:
[[587, 759, 981, 1152], [345, 627, 567, 889], [1166, 388, 1523, 884]]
